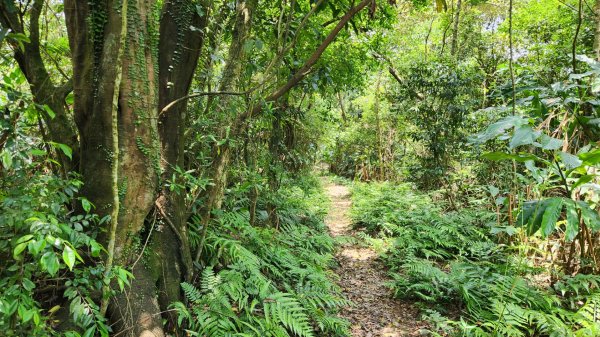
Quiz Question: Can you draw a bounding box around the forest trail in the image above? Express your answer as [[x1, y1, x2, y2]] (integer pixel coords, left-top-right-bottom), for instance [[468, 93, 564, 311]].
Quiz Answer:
[[324, 181, 425, 337]]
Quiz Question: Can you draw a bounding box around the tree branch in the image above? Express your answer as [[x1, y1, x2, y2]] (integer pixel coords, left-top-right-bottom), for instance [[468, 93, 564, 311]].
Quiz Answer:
[[159, 90, 252, 116], [241, 0, 374, 122]]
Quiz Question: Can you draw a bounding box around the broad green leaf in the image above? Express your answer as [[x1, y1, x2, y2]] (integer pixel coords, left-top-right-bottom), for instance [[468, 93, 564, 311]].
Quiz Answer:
[[576, 54, 599, 65], [13, 242, 27, 259], [559, 151, 582, 170], [573, 175, 595, 189], [540, 198, 563, 238], [1, 151, 12, 169], [82, 326, 96, 337], [4, 300, 18, 316], [490, 225, 517, 236], [29, 149, 47, 156], [81, 198, 92, 213], [63, 246, 76, 270], [32, 311, 40, 326], [516, 201, 538, 227], [579, 148, 600, 165], [565, 201, 579, 241], [16, 234, 34, 244], [577, 201, 600, 231], [90, 240, 103, 257], [525, 160, 543, 183], [569, 71, 596, 80], [537, 134, 563, 150], [13, 235, 33, 259], [528, 200, 550, 236], [41, 252, 60, 276], [482, 152, 538, 162], [42, 105, 55, 119], [28, 239, 46, 256], [471, 116, 529, 144], [509, 126, 539, 149], [18, 304, 33, 323], [65, 92, 74, 105], [22, 278, 35, 291], [49, 142, 72, 160]]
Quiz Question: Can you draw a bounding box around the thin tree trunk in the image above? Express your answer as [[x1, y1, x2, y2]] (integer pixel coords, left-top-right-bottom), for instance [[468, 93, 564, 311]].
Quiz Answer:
[[196, 0, 258, 263], [450, 0, 462, 56], [337, 91, 347, 123], [374, 72, 384, 180], [267, 107, 285, 228], [594, 0, 600, 61]]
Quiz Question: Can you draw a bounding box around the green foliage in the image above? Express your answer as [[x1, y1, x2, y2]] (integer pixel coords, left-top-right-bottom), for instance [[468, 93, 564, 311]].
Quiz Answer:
[[391, 60, 482, 187], [0, 168, 123, 336], [351, 182, 600, 337], [0, 64, 131, 336], [174, 178, 350, 336], [472, 53, 600, 273]]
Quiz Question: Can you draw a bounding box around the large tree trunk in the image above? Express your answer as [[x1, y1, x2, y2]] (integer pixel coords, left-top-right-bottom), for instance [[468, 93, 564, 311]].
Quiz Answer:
[[64, 0, 204, 335], [156, 0, 208, 307]]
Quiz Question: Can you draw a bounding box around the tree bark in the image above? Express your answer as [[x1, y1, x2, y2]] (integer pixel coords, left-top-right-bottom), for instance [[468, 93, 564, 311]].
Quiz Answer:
[[374, 72, 384, 180], [156, 0, 208, 288], [64, 0, 192, 335], [450, 0, 462, 56], [594, 0, 600, 61], [267, 107, 285, 228]]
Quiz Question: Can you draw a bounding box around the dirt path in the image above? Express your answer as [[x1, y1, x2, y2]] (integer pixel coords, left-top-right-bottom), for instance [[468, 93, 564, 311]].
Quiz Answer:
[[324, 181, 425, 337]]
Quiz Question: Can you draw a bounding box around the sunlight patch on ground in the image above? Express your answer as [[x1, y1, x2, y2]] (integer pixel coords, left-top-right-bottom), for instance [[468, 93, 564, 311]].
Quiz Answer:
[[339, 247, 377, 261]]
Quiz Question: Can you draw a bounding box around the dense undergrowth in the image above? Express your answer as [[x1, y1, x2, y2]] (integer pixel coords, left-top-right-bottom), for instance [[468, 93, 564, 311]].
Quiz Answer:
[[350, 182, 600, 337], [173, 175, 350, 337], [0, 159, 129, 336]]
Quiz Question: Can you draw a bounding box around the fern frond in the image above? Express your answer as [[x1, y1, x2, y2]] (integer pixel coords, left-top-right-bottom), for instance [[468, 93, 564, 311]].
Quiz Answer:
[[264, 292, 314, 337]]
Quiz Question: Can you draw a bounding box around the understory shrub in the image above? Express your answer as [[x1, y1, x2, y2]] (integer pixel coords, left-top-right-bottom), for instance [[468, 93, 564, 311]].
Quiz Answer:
[[350, 182, 600, 337], [173, 176, 350, 337], [0, 170, 130, 337]]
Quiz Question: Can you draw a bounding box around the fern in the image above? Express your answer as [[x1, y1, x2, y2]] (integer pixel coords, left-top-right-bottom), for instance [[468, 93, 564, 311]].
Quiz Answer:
[[264, 293, 313, 337], [351, 181, 600, 337], [181, 282, 202, 304], [174, 177, 350, 337]]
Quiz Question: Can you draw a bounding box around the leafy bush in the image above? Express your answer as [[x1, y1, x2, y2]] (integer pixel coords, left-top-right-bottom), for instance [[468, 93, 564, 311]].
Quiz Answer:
[[0, 63, 133, 336], [0, 169, 131, 337], [174, 177, 350, 336]]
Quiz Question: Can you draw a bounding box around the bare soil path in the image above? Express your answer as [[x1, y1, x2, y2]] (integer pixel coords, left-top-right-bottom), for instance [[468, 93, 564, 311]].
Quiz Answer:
[[324, 180, 426, 337]]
